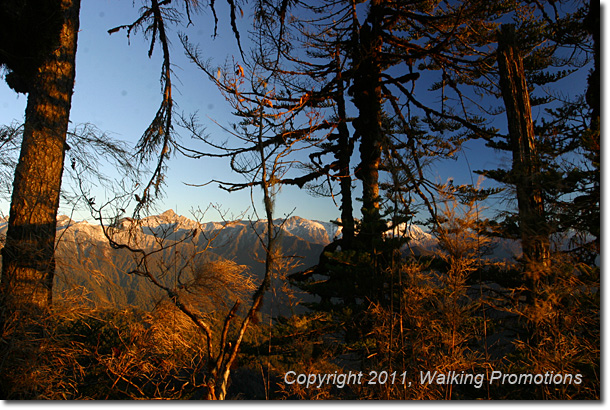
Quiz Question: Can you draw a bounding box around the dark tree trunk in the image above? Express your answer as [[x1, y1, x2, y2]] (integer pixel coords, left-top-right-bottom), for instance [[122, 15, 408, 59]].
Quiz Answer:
[[496, 24, 549, 268], [1, 0, 81, 313], [352, 0, 384, 249], [334, 51, 355, 249]]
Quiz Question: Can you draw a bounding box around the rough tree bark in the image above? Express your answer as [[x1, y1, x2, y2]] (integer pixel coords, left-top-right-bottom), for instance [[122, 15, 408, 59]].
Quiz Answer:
[[1, 0, 81, 313], [496, 24, 550, 269]]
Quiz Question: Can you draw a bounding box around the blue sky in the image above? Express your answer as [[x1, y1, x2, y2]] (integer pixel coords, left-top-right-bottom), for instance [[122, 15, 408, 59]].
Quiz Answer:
[[0, 0, 596, 225], [1, 0, 342, 222]]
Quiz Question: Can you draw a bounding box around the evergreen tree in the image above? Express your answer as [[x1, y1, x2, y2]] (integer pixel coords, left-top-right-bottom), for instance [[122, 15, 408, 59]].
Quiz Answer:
[[478, 0, 595, 268], [276, 0, 520, 356], [0, 0, 81, 313], [496, 23, 550, 270]]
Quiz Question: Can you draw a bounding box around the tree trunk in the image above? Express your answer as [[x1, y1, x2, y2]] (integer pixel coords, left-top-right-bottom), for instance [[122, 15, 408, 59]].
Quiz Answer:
[[1, 0, 81, 313], [334, 50, 355, 249], [496, 24, 550, 269], [352, 0, 384, 249]]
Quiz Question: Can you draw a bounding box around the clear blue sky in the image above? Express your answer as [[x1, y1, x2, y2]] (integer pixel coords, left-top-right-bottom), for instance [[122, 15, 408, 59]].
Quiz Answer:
[[0, 0, 596, 224], [1, 0, 347, 223]]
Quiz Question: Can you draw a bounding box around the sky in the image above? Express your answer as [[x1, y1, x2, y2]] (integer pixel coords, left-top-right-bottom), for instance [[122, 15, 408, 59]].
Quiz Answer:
[[0, 0, 597, 225], [0, 0, 308, 222]]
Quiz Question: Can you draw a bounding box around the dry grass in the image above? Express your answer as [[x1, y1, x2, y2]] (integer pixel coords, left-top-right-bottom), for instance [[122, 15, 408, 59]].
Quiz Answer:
[[0, 267, 254, 399]]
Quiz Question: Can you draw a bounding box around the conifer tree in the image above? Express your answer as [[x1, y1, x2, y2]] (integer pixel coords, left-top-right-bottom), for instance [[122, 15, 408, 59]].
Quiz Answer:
[[0, 0, 81, 313], [496, 24, 550, 269], [267, 0, 521, 356], [478, 0, 595, 269]]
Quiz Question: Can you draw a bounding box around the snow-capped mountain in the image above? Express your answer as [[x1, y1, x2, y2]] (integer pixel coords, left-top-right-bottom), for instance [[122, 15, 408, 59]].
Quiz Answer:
[[0, 211, 339, 309], [279, 216, 334, 245], [0, 210, 519, 311]]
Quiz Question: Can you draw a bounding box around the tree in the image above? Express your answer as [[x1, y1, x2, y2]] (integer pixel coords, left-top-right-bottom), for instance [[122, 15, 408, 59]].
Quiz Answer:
[[259, 0, 360, 249], [556, 0, 599, 259], [0, 1, 64, 94], [108, 0, 246, 217], [350, 0, 386, 249], [580, 0, 600, 255], [0, 0, 249, 315], [0, 0, 81, 314], [496, 24, 550, 269], [478, 1, 595, 271]]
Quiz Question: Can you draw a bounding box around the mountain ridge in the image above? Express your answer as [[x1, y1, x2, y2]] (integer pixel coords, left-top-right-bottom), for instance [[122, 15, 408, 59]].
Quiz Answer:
[[0, 211, 348, 310], [0, 210, 519, 311]]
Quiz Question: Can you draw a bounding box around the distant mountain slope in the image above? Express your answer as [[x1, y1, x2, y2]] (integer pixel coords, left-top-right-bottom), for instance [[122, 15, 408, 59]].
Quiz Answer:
[[0, 211, 523, 312], [0, 212, 329, 311]]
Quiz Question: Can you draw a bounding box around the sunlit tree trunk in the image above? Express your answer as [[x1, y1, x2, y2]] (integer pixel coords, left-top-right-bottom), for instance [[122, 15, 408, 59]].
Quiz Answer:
[[496, 24, 550, 269], [1, 0, 81, 313]]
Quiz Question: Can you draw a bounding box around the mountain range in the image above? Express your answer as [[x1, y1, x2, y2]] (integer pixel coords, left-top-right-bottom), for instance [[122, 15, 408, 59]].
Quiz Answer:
[[0, 210, 520, 313]]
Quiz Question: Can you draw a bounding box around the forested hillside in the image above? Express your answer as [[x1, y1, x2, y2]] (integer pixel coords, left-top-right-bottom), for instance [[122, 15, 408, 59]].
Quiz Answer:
[[0, 0, 599, 400]]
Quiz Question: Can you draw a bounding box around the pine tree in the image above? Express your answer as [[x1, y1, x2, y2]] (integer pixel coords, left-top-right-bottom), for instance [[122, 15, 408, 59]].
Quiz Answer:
[[0, 0, 81, 313], [478, 0, 595, 269], [496, 24, 550, 270]]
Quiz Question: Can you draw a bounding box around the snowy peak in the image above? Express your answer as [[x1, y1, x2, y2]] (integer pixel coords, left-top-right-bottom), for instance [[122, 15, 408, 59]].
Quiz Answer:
[[386, 223, 435, 244], [316, 220, 342, 243], [0, 210, 466, 258], [141, 208, 199, 229], [160, 209, 177, 218], [280, 216, 331, 245]]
